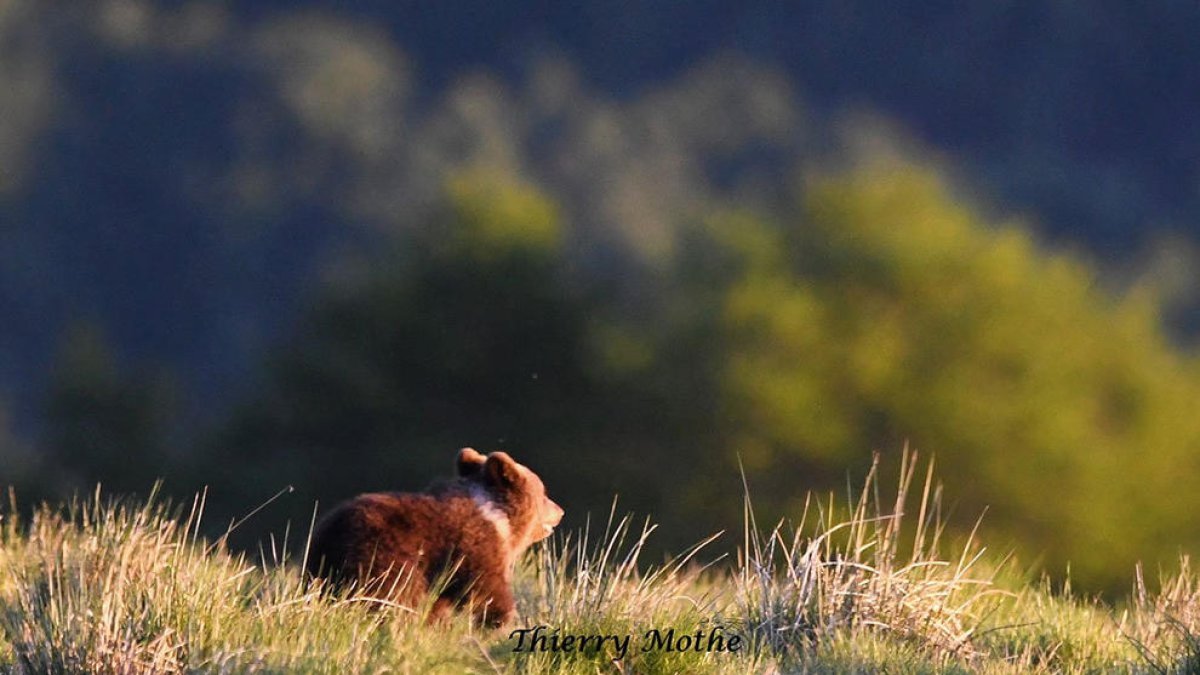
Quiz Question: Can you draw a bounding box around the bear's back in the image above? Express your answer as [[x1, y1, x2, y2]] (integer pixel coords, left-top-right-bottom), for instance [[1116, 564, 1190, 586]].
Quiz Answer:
[[306, 489, 502, 599]]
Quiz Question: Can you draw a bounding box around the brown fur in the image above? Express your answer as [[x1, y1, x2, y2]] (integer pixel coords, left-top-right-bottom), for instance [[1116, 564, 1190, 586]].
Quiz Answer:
[[305, 448, 563, 626]]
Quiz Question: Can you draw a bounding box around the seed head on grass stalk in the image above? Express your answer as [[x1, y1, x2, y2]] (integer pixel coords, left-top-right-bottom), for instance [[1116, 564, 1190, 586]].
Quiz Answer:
[[1125, 556, 1200, 673], [737, 448, 1006, 666]]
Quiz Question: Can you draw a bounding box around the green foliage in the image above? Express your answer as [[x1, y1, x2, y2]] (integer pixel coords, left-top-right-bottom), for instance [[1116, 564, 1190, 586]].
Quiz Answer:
[[689, 158, 1200, 590], [443, 168, 563, 262], [204, 174, 597, 537], [203, 156, 1200, 592]]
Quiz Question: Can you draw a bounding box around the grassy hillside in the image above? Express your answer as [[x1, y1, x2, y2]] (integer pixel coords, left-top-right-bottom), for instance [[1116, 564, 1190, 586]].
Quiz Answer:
[[1, 457, 1197, 674]]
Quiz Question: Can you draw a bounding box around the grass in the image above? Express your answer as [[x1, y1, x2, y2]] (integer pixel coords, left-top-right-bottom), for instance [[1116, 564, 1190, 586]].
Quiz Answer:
[[0, 455, 1198, 674]]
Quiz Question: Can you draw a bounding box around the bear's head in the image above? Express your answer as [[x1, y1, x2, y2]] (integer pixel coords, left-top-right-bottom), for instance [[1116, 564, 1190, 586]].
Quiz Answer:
[[457, 447, 564, 552]]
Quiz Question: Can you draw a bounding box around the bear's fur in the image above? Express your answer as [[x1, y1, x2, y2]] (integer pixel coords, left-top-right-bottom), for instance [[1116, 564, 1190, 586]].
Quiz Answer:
[[305, 448, 564, 626]]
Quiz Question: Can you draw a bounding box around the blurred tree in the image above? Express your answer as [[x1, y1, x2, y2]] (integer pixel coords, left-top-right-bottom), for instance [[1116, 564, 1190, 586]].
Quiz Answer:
[[40, 322, 174, 497], [675, 158, 1200, 590], [204, 172, 612, 534], [203, 158, 1200, 591]]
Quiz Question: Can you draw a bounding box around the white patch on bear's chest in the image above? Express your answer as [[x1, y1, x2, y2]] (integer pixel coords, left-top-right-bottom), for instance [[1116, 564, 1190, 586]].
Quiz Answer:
[[470, 486, 513, 554]]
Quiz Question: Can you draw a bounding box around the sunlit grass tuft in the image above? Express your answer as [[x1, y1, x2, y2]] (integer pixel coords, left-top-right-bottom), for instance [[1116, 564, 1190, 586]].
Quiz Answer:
[[737, 451, 1002, 669], [510, 502, 738, 674]]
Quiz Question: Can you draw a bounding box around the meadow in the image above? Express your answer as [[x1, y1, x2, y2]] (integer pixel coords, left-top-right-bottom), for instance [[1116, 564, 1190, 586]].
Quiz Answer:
[[2, 455, 1198, 674]]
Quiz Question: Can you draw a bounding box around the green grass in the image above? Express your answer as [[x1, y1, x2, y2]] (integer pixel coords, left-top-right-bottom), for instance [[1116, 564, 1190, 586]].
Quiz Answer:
[[1, 457, 1198, 674]]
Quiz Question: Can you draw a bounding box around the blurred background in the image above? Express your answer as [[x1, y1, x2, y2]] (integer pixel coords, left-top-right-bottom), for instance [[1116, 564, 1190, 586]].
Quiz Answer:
[[1, 0, 1199, 592]]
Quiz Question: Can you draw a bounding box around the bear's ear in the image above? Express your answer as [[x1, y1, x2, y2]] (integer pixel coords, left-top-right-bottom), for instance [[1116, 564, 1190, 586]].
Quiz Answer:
[[457, 447, 487, 476], [484, 452, 521, 488]]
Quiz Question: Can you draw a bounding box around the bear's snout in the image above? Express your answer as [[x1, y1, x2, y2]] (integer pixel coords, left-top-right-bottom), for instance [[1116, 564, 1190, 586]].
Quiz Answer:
[[541, 498, 564, 537]]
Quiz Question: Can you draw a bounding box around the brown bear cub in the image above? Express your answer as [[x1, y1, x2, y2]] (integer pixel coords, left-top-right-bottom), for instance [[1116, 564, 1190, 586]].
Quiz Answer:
[[305, 448, 564, 626]]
